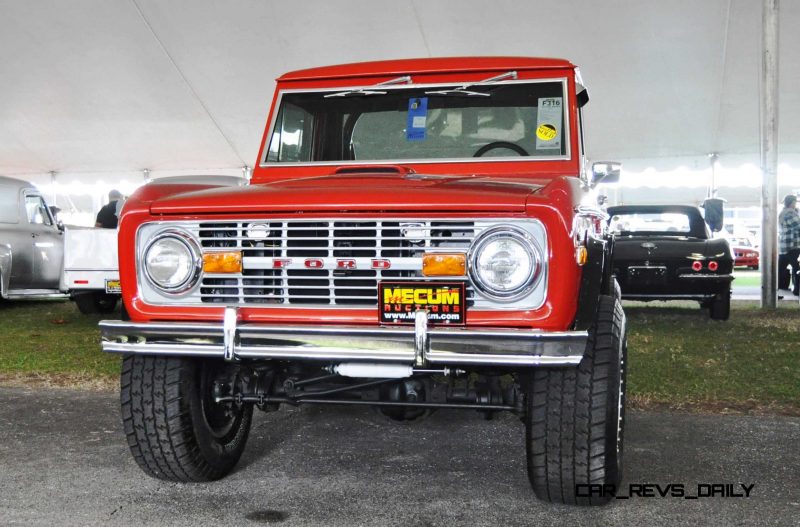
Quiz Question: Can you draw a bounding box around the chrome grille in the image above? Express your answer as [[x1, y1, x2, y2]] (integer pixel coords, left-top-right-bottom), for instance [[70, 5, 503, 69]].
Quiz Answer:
[[195, 220, 477, 307]]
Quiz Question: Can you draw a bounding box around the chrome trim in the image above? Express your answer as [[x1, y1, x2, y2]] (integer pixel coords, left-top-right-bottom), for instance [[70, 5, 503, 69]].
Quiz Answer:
[[64, 268, 118, 272], [414, 310, 429, 366], [100, 319, 587, 367], [6, 290, 67, 299], [678, 274, 734, 280], [223, 306, 238, 362], [141, 229, 202, 295], [468, 225, 544, 302], [622, 294, 716, 300], [261, 78, 571, 167], [136, 218, 548, 311]]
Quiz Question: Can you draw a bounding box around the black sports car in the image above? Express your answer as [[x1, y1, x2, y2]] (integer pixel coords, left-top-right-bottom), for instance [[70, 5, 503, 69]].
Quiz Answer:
[[608, 205, 734, 320]]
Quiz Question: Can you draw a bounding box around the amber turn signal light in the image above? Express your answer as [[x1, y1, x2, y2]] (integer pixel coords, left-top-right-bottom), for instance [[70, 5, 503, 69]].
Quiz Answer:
[[422, 253, 466, 276], [575, 246, 588, 266], [203, 251, 243, 273]]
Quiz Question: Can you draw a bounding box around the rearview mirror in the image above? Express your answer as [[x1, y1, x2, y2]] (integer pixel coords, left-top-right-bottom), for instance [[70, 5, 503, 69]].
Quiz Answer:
[[702, 198, 725, 233], [591, 161, 621, 186]]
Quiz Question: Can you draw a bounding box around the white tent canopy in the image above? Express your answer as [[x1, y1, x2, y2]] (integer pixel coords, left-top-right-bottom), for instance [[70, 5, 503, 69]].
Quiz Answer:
[[1, 0, 798, 183]]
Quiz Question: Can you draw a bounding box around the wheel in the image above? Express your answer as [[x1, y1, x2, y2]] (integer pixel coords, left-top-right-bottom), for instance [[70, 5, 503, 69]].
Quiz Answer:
[[524, 295, 627, 505], [709, 291, 730, 320], [73, 292, 118, 314], [120, 355, 253, 482], [94, 292, 118, 313], [73, 293, 97, 314], [473, 141, 529, 157], [750, 265, 759, 270]]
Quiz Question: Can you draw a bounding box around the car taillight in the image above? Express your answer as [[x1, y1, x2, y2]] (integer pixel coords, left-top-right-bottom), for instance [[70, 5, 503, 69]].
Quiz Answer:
[[692, 261, 702, 272], [708, 261, 719, 272]]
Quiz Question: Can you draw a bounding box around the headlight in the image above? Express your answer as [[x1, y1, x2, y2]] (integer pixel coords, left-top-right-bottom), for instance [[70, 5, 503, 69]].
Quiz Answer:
[[469, 226, 543, 301], [143, 230, 201, 293]]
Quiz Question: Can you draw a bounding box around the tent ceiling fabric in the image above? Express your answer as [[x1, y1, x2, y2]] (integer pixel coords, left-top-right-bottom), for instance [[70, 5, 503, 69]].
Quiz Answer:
[[0, 0, 798, 178]]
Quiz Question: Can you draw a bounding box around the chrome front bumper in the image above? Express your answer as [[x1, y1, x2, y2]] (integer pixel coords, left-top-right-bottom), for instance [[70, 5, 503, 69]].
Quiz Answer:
[[100, 308, 587, 367]]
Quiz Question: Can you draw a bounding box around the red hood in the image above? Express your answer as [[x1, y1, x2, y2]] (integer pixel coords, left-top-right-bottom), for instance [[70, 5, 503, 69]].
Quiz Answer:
[[148, 174, 550, 214]]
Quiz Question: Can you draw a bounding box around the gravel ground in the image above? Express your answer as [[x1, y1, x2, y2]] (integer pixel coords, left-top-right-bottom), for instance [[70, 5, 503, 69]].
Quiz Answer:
[[0, 386, 797, 526]]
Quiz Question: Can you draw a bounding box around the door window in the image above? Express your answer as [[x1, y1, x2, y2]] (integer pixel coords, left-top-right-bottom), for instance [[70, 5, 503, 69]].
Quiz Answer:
[[24, 195, 53, 226]]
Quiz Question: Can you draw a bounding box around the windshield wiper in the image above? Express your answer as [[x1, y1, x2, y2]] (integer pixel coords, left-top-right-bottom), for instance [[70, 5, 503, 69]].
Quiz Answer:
[[324, 75, 412, 98], [424, 70, 518, 97]]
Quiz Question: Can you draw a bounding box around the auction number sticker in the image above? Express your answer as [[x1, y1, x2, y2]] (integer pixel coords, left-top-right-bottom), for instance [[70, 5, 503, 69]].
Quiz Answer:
[[536, 97, 562, 150], [379, 282, 465, 325]]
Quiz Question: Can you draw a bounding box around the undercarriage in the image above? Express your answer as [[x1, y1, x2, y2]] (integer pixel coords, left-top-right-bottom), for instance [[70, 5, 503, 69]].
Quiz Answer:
[[209, 361, 524, 421]]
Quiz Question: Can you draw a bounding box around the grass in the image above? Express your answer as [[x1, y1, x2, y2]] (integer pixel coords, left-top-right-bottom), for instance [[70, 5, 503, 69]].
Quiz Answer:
[[0, 298, 797, 414], [624, 301, 799, 414], [732, 269, 761, 287], [0, 299, 120, 388]]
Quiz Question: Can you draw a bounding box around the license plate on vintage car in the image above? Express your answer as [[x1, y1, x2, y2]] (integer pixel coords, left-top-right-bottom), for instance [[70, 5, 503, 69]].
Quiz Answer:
[[627, 266, 667, 286], [378, 282, 466, 325], [105, 279, 122, 294]]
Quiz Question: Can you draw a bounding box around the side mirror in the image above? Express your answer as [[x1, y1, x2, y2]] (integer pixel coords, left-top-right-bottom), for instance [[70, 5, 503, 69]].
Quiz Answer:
[[702, 198, 725, 233], [591, 161, 621, 186], [57, 220, 65, 232]]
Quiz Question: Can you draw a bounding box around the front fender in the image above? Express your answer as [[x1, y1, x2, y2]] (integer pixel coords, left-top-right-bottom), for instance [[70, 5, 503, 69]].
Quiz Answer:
[[572, 234, 614, 330]]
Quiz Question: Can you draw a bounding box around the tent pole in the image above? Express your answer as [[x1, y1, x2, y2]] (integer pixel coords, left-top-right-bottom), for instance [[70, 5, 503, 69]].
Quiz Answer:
[[760, 0, 779, 309]]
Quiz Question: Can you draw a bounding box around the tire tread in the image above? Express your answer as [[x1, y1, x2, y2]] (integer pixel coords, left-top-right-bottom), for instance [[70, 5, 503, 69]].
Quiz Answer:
[[525, 295, 626, 505]]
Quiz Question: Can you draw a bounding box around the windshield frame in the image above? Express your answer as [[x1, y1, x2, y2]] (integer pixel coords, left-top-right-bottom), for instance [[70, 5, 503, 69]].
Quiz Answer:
[[259, 77, 572, 167]]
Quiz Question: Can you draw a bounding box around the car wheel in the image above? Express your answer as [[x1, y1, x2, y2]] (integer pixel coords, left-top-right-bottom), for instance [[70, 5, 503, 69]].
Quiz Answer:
[[74, 292, 118, 314], [94, 292, 118, 313], [120, 355, 253, 482], [709, 292, 731, 321], [73, 293, 98, 314], [524, 295, 627, 505]]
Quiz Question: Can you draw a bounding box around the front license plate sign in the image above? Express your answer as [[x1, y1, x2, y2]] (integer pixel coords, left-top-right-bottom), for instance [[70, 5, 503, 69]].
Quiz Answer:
[[379, 281, 465, 325], [105, 279, 122, 294]]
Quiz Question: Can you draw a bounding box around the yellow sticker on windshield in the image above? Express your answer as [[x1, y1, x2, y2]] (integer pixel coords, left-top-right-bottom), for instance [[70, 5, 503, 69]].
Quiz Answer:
[[536, 124, 557, 141]]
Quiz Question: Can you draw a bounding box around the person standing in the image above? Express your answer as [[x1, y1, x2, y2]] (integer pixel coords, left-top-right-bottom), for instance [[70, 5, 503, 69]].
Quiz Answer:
[[778, 194, 800, 295], [95, 189, 124, 229]]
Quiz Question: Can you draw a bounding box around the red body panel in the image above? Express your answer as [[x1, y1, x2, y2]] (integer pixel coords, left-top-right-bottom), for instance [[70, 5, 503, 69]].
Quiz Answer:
[[118, 57, 594, 332], [149, 174, 543, 215], [277, 57, 576, 82]]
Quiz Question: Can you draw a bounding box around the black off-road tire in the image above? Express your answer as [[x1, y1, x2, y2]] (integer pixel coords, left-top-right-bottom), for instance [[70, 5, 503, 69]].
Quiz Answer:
[[74, 292, 118, 314], [709, 291, 730, 321], [524, 294, 627, 505], [73, 293, 97, 314], [120, 355, 253, 482]]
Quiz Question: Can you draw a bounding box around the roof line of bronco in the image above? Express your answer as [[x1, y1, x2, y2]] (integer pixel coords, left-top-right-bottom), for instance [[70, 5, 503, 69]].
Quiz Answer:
[[278, 56, 576, 81]]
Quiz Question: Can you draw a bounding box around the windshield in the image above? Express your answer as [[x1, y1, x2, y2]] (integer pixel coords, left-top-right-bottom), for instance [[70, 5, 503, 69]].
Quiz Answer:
[[264, 80, 568, 164], [609, 212, 692, 235]]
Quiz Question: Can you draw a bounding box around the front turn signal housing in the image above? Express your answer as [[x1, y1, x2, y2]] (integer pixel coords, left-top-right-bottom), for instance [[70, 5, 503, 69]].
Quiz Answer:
[[576, 246, 588, 266], [203, 251, 243, 273], [422, 253, 467, 276]]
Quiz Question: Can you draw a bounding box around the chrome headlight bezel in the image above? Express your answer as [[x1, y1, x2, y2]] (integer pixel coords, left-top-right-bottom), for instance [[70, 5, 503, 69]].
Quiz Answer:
[[468, 225, 544, 302], [141, 229, 202, 295]]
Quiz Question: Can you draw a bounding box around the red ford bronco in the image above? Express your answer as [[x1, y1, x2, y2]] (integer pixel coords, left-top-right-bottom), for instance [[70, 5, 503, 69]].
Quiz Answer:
[[101, 57, 624, 505]]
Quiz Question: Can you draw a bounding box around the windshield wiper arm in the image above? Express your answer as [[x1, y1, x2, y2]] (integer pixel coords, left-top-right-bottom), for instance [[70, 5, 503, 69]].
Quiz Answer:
[[424, 70, 518, 97], [324, 75, 412, 98]]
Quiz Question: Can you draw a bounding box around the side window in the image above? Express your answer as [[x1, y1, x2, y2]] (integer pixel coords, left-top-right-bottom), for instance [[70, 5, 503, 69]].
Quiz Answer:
[[266, 103, 314, 162], [24, 195, 52, 226]]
